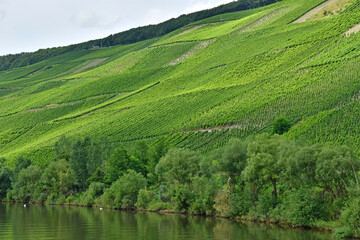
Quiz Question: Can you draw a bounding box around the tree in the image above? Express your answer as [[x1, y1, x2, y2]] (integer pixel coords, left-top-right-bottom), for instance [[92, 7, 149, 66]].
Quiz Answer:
[[219, 138, 248, 185], [70, 138, 90, 190], [286, 144, 321, 188], [100, 170, 147, 209], [41, 159, 76, 200], [11, 165, 42, 202], [242, 134, 291, 199], [0, 164, 13, 199], [13, 156, 31, 177], [133, 141, 150, 176], [315, 144, 360, 198], [272, 117, 291, 135], [54, 135, 73, 161], [105, 147, 140, 183], [155, 148, 201, 185]]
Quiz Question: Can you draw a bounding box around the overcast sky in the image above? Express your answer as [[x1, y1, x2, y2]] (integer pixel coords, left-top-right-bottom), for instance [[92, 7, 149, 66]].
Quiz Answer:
[[0, 0, 234, 56]]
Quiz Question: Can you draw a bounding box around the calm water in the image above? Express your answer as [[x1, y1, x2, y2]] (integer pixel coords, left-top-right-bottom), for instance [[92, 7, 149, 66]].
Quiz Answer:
[[0, 204, 332, 240]]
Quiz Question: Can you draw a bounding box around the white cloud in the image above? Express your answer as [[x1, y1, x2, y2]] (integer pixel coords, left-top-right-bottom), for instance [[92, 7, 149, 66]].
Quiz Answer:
[[0, 10, 5, 20], [145, 8, 163, 25], [0, 0, 237, 55], [183, 0, 235, 14], [73, 10, 100, 28]]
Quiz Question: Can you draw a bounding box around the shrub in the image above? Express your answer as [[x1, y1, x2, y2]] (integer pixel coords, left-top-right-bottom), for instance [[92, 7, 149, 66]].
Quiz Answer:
[[79, 182, 105, 206], [0, 165, 13, 199], [286, 189, 329, 226], [99, 170, 146, 209], [334, 197, 360, 238], [174, 183, 194, 212], [272, 117, 291, 135], [11, 165, 42, 202], [229, 185, 252, 216], [135, 188, 154, 209]]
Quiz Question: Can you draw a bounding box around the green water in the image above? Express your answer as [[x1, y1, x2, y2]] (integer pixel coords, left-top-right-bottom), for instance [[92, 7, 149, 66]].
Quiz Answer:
[[0, 204, 332, 240]]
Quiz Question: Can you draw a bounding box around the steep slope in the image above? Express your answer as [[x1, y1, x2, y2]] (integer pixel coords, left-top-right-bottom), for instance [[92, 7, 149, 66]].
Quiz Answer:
[[1, 0, 360, 164]]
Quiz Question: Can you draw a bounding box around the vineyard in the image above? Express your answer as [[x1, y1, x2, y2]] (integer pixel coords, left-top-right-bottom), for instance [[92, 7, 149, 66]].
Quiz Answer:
[[1, 0, 360, 164]]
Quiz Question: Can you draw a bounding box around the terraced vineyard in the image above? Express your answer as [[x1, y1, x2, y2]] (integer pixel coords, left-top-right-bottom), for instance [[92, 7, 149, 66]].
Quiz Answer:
[[2, 0, 360, 164]]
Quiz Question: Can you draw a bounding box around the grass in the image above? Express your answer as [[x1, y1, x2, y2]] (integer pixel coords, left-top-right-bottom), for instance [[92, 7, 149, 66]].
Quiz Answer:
[[1, 0, 360, 163]]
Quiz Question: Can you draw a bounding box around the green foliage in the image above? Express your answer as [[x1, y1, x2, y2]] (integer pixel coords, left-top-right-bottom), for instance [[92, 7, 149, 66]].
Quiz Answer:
[[105, 147, 140, 183], [100, 170, 147, 209], [54, 135, 73, 161], [286, 144, 320, 187], [173, 183, 195, 211], [272, 117, 291, 135], [135, 188, 154, 209], [229, 184, 252, 216], [285, 189, 330, 226], [243, 134, 290, 198], [13, 156, 32, 177], [189, 176, 220, 215], [11, 165, 42, 202], [155, 148, 201, 185], [69, 136, 111, 189], [0, 164, 13, 199], [250, 189, 278, 220], [41, 159, 76, 202], [315, 144, 360, 198], [334, 197, 360, 238], [70, 137, 91, 190], [79, 182, 105, 206], [219, 138, 248, 184]]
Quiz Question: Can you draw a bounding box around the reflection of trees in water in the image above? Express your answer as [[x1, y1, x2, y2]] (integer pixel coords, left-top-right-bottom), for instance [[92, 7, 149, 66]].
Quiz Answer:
[[1, 204, 331, 240]]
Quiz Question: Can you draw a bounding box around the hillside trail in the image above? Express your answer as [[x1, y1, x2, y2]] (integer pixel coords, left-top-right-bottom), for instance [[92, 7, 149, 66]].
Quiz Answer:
[[72, 58, 108, 74], [293, 0, 340, 23], [344, 23, 360, 36]]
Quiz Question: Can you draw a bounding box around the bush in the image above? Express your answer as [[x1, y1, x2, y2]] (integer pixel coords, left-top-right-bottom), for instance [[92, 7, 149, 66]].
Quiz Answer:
[[41, 160, 76, 201], [286, 189, 329, 226], [272, 117, 291, 135], [155, 148, 201, 185], [334, 197, 360, 238], [229, 185, 252, 216], [99, 170, 146, 209], [189, 176, 220, 215], [79, 182, 105, 206], [0, 165, 13, 199], [11, 165, 42, 202], [249, 189, 278, 220], [135, 188, 154, 209], [174, 183, 194, 212], [147, 201, 172, 211]]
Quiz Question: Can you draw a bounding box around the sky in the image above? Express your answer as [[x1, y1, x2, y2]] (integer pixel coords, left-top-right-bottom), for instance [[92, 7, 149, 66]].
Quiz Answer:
[[0, 0, 234, 56]]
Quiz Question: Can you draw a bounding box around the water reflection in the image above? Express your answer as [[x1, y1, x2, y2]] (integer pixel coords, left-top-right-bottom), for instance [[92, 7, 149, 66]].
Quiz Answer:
[[0, 204, 331, 240]]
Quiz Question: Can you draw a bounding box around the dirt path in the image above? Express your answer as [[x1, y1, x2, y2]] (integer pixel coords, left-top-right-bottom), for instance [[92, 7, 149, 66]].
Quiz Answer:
[[293, 0, 339, 23], [183, 122, 265, 134], [73, 58, 108, 74], [236, 7, 288, 34], [344, 23, 360, 37], [168, 39, 215, 66]]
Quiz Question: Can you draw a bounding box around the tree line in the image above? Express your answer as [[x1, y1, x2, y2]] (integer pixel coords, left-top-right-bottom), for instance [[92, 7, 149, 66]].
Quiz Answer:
[[0, 130, 359, 238]]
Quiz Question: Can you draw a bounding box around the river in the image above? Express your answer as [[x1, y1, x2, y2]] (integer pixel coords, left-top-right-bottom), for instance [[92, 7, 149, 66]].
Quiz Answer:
[[0, 204, 332, 239]]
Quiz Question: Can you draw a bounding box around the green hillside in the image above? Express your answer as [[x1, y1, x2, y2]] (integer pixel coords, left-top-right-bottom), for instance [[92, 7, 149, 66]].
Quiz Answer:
[[1, 0, 360, 165]]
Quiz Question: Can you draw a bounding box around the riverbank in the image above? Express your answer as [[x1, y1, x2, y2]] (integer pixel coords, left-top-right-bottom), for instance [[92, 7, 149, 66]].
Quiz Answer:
[[0, 203, 334, 240], [0, 199, 342, 238]]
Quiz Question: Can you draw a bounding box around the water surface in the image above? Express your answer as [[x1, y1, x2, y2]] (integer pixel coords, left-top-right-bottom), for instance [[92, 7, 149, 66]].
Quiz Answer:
[[0, 204, 332, 240]]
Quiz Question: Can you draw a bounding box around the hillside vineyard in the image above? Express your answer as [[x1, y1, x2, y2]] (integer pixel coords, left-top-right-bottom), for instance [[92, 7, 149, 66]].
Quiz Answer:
[[2, 0, 360, 238], [0, 0, 360, 162]]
